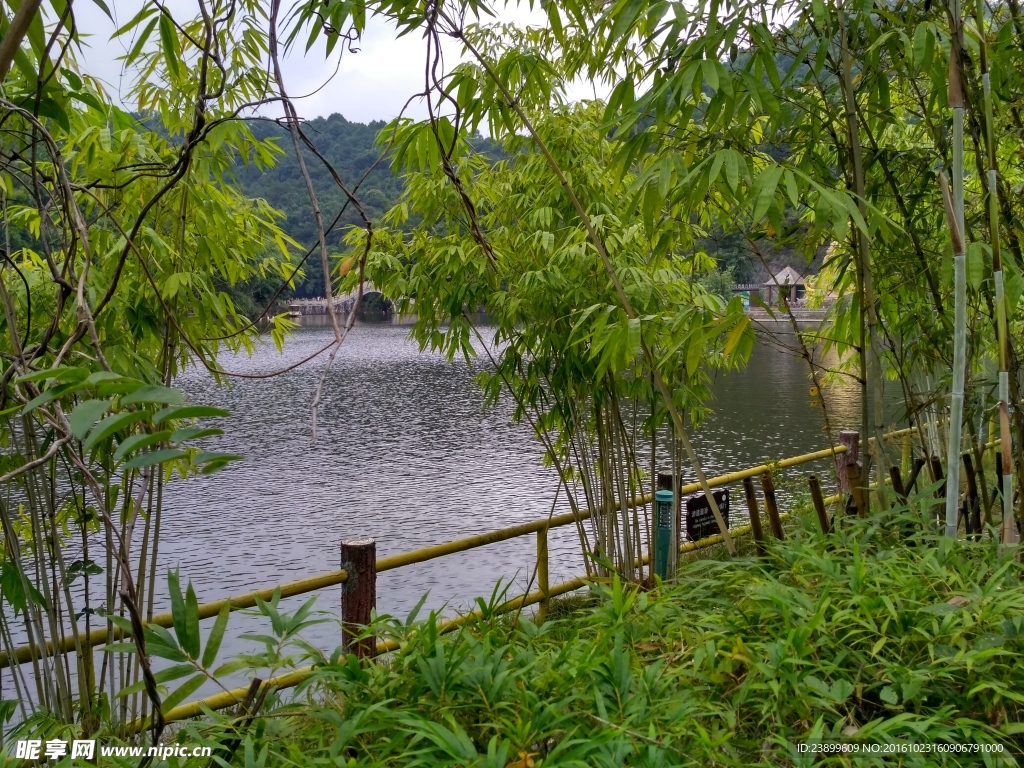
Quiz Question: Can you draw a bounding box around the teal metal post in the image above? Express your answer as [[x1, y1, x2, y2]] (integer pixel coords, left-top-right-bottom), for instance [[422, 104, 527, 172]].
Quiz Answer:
[[654, 489, 674, 581]]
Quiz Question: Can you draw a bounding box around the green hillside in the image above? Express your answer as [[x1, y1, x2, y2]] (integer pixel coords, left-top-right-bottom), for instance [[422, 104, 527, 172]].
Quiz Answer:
[[232, 113, 404, 298]]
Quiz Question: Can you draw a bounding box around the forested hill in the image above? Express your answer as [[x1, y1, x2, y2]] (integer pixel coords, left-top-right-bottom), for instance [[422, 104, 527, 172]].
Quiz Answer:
[[230, 112, 794, 300], [233, 113, 404, 298]]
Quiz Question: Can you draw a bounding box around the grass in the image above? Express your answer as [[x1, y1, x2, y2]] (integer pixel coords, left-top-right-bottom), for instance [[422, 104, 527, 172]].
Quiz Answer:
[[122, 502, 1022, 768], [22, 499, 1021, 767]]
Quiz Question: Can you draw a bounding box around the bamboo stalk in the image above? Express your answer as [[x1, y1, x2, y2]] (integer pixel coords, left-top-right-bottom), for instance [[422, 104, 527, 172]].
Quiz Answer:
[[940, 169, 967, 538], [975, 0, 1019, 548], [838, 3, 888, 500], [743, 477, 766, 554]]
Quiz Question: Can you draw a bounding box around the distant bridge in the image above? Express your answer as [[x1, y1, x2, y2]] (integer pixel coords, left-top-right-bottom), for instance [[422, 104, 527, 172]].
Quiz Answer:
[[287, 282, 385, 316]]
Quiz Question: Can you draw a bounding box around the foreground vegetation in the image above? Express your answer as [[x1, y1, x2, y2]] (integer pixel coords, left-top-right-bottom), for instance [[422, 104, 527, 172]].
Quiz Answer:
[[74, 505, 1018, 767]]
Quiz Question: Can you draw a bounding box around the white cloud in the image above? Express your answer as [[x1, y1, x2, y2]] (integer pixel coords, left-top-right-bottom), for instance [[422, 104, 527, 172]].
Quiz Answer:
[[71, 0, 561, 125]]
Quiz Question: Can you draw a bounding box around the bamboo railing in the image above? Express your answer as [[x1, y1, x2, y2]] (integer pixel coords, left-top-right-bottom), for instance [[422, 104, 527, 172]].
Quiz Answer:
[[16, 425, 993, 732]]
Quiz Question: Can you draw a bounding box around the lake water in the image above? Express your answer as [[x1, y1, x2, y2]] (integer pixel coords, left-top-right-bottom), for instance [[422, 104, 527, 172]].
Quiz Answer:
[[153, 318, 868, 648]]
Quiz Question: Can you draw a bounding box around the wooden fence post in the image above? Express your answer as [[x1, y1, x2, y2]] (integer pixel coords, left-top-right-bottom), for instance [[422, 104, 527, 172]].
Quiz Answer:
[[742, 477, 765, 554], [905, 456, 927, 495], [890, 466, 907, 503], [537, 526, 550, 620], [847, 464, 867, 517], [807, 474, 830, 535], [837, 431, 860, 493], [929, 456, 945, 526], [760, 472, 785, 540], [341, 538, 377, 659], [962, 453, 981, 539]]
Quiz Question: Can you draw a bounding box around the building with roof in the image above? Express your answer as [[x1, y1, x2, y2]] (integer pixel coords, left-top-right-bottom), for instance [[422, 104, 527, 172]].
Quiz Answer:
[[762, 266, 805, 306]]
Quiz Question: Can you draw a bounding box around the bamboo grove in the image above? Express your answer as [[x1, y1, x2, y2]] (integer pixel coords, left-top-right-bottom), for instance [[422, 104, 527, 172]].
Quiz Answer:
[[0, 0, 1023, 745], [347, 0, 1024, 564]]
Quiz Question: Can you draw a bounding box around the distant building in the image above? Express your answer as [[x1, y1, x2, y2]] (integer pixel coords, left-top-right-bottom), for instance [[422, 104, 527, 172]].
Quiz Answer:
[[762, 266, 805, 306]]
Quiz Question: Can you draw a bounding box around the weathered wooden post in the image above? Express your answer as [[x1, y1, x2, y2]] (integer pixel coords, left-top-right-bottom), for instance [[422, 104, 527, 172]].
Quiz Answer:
[[929, 456, 945, 527], [760, 472, 785, 540], [807, 474, 830, 535], [836, 430, 860, 493], [890, 466, 907, 503], [962, 453, 980, 539], [905, 456, 927, 495], [847, 464, 867, 517], [742, 476, 765, 554], [536, 526, 550, 619], [340, 538, 376, 659]]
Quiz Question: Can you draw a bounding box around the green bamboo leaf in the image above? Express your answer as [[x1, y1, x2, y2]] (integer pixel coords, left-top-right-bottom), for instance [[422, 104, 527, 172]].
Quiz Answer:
[[69, 399, 112, 440], [144, 625, 188, 662], [83, 412, 144, 452], [126, 17, 159, 64], [161, 673, 206, 713], [21, 381, 84, 414], [751, 166, 783, 222], [182, 582, 201, 659], [723, 316, 749, 358], [158, 13, 181, 78], [113, 431, 171, 462], [102, 642, 141, 654], [90, 0, 114, 20], [114, 679, 148, 699], [724, 150, 739, 192], [86, 371, 128, 385], [212, 659, 251, 677], [123, 448, 187, 470], [783, 170, 800, 208], [169, 427, 223, 444], [154, 663, 198, 684], [152, 405, 229, 425], [168, 570, 190, 657], [113, 5, 157, 36], [966, 241, 986, 291], [121, 385, 185, 406], [685, 330, 704, 377], [202, 604, 231, 668], [16, 366, 88, 384]]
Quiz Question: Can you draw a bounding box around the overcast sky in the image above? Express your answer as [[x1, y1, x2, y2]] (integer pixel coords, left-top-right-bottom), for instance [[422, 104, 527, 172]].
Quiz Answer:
[[74, 0, 551, 125]]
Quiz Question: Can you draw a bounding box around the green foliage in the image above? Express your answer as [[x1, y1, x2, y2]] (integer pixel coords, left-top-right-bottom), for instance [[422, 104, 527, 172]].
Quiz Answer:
[[230, 115, 404, 298], [351, 102, 755, 578], [132, 514, 1024, 766], [698, 268, 735, 301]]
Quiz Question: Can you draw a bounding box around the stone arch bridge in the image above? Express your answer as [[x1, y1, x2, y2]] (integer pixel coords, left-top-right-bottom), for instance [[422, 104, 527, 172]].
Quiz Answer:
[[287, 282, 388, 316]]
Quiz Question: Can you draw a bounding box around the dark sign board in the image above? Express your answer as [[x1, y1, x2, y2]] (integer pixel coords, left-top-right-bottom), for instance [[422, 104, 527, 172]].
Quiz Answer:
[[685, 489, 730, 541]]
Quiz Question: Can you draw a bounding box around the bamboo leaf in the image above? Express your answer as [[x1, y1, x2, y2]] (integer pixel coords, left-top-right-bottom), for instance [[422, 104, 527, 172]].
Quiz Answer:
[[83, 412, 144, 452], [152, 405, 230, 425], [113, 430, 171, 462], [751, 166, 783, 222], [154, 663, 198, 684], [121, 385, 185, 406], [168, 569, 189, 657], [158, 13, 180, 78], [202, 604, 231, 668], [69, 399, 113, 440], [123, 448, 187, 469], [182, 582, 201, 659], [161, 673, 206, 713]]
